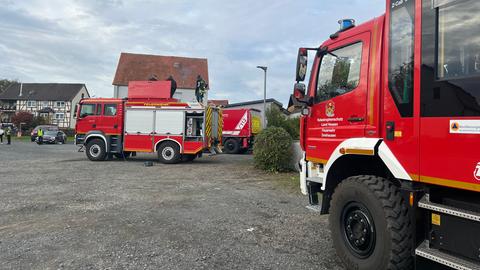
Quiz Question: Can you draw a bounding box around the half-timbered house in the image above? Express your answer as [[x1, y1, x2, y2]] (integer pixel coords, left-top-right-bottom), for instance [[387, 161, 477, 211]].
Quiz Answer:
[[0, 83, 89, 128]]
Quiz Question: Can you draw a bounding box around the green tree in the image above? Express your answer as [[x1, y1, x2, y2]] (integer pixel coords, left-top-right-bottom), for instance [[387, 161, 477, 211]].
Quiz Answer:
[[253, 127, 293, 172], [265, 106, 300, 140], [0, 79, 18, 94]]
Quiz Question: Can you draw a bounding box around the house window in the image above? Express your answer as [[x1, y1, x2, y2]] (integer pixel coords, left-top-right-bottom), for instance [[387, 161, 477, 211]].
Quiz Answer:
[[39, 113, 49, 118], [41, 101, 49, 108], [27, 100, 37, 107], [55, 113, 64, 120], [55, 101, 65, 107]]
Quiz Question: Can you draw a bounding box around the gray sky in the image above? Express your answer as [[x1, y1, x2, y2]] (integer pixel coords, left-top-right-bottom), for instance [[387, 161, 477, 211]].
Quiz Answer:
[[0, 0, 384, 105]]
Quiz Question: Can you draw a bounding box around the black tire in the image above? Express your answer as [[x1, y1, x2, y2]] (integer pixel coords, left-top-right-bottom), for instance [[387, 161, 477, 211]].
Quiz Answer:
[[86, 139, 107, 161], [157, 141, 181, 164], [329, 175, 412, 270], [181, 154, 196, 162], [223, 138, 240, 154]]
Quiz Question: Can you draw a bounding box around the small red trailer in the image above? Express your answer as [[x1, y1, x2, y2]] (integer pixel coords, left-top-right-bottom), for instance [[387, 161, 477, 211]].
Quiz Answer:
[[221, 108, 261, 154], [75, 81, 222, 163]]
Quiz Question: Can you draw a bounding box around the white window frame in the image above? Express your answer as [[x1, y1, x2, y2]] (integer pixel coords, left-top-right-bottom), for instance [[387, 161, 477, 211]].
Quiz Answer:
[[27, 100, 37, 107], [41, 101, 49, 108], [55, 113, 64, 120], [55, 101, 65, 108]]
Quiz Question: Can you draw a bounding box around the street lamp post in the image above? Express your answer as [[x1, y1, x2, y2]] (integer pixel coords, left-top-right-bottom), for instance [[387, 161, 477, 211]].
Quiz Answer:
[[256, 66, 267, 128]]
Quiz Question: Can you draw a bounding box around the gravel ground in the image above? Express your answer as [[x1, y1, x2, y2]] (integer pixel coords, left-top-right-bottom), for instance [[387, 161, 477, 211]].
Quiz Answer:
[[0, 141, 343, 270]]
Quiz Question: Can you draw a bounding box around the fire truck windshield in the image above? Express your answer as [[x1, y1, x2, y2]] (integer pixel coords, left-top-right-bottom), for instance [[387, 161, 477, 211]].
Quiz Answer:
[[79, 104, 95, 118]]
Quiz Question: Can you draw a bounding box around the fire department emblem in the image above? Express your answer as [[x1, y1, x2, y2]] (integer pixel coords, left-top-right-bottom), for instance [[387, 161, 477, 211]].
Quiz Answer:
[[474, 162, 480, 181], [326, 101, 335, 117]]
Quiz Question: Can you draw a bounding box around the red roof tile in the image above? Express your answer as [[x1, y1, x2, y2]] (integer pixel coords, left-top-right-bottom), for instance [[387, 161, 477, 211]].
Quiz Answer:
[[112, 53, 209, 89], [208, 100, 229, 106]]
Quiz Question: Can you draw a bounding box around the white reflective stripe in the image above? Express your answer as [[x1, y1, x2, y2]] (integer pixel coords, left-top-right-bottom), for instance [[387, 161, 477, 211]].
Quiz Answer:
[[223, 131, 241, 136], [378, 142, 412, 181], [85, 134, 108, 152], [234, 111, 249, 130], [323, 138, 381, 190], [154, 138, 182, 152]]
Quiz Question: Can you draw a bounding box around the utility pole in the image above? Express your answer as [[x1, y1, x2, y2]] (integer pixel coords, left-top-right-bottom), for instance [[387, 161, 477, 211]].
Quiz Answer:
[[256, 66, 267, 128]]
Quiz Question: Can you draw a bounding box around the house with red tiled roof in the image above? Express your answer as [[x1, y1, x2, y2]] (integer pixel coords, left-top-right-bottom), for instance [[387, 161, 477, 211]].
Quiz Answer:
[[112, 52, 209, 102]]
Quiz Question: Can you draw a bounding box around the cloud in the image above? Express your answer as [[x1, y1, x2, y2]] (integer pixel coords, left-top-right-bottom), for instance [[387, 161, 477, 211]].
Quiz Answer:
[[0, 0, 384, 105]]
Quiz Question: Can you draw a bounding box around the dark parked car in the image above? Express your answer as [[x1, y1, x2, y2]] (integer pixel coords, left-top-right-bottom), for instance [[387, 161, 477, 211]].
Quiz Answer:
[[31, 125, 58, 142], [36, 130, 67, 144]]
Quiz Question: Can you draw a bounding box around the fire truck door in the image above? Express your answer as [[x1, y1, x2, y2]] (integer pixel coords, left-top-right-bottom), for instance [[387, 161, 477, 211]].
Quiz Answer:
[[418, 0, 480, 190], [306, 32, 370, 160], [99, 103, 121, 135]]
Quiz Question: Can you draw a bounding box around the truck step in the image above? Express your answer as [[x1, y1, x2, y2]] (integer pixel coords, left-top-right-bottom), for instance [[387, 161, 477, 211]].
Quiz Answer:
[[306, 177, 323, 184], [415, 240, 480, 270], [419, 195, 480, 222]]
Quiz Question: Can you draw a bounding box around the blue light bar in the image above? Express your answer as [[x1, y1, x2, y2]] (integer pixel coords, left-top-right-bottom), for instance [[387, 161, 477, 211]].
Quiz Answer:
[[338, 19, 355, 31]]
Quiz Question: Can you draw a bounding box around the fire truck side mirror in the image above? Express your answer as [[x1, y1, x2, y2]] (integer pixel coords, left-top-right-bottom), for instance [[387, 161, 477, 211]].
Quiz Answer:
[[296, 48, 308, 82], [293, 82, 313, 106], [294, 83, 306, 100]]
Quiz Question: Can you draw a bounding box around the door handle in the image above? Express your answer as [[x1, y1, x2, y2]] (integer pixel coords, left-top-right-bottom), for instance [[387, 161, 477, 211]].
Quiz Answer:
[[386, 121, 395, 141], [92, 124, 96, 128], [348, 117, 364, 123], [114, 124, 118, 129]]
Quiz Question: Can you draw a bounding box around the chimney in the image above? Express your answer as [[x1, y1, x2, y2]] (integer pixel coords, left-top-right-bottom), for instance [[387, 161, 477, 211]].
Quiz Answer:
[[19, 83, 23, 97]]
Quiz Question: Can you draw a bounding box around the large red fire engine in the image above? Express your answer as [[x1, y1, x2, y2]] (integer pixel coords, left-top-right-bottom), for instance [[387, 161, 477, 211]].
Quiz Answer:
[[75, 81, 222, 164], [292, 0, 480, 269], [222, 108, 262, 154]]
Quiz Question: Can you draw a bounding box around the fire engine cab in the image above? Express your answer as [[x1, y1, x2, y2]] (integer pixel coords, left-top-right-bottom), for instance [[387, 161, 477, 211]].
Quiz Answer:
[[292, 0, 480, 269], [75, 81, 222, 164]]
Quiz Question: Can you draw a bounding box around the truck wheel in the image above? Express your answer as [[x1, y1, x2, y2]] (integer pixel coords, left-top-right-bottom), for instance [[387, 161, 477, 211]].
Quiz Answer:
[[86, 139, 107, 161], [158, 141, 181, 164], [224, 139, 240, 154], [329, 175, 412, 270]]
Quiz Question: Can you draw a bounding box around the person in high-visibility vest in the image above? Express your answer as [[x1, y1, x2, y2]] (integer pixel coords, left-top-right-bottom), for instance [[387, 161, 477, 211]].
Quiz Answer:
[[37, 128, 44, 145], [5, 126, 11, 145]]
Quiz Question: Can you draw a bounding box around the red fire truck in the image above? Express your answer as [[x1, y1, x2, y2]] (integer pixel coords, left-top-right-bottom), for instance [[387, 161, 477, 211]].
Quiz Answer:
[[292, 0, 480, 269], [222, 108, 262, 154], [75, 81, 222, 164]]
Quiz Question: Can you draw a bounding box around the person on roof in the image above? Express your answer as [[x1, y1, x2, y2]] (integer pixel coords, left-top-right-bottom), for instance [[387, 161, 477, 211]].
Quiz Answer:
[[195, 75, 207, 104], [166, 75, 177, 98]]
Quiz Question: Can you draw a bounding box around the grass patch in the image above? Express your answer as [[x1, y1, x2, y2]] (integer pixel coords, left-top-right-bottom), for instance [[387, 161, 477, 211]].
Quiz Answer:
[[270, 171, 301, 194]]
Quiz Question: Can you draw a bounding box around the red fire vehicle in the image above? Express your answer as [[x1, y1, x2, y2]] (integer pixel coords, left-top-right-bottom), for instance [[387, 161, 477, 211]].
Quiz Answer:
[[292, 1, 480, 269], [222, 108, 262, 154], [75, 81, 222, 164]]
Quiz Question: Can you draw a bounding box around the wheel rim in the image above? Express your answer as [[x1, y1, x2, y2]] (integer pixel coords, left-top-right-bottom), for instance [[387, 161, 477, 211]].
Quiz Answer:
[[89, 144, 101, 158], [161, 146, 175, 160], [226, 142, 234, 151], [341, 202, 376, 258]]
